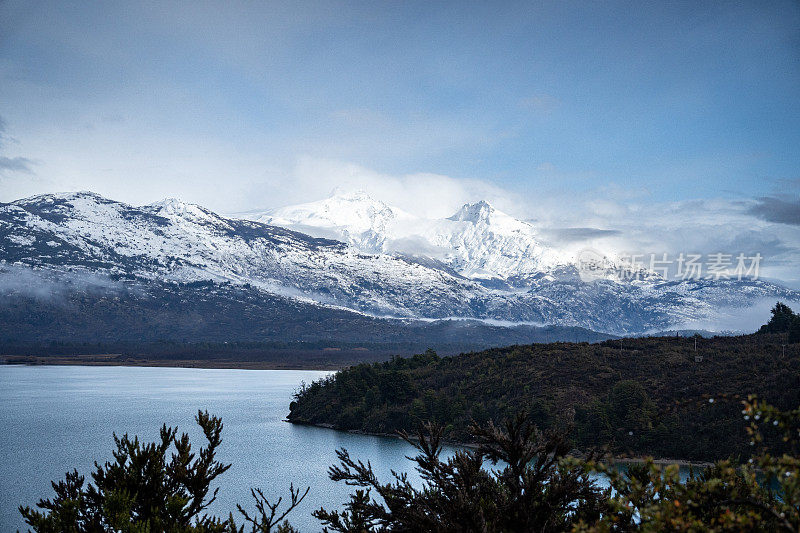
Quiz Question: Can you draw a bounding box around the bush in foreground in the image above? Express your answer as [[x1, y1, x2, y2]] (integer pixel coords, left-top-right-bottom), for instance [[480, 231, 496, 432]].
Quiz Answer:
[[21, 399, 800, 532], [314, 415, 607, 531], [19, 411, 303, 533]]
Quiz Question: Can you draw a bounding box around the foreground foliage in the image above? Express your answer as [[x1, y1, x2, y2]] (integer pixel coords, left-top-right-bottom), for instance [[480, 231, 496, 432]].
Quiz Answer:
[[575, 396, 800, 532], [22, 398, 800, 532], [20, 411, 304, 533], [314, 415, 607, 532]]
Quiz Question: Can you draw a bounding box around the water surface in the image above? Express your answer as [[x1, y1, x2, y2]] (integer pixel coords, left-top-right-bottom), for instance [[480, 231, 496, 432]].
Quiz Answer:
[[0, 365, 438, 532], [1, 365, 695, 532]]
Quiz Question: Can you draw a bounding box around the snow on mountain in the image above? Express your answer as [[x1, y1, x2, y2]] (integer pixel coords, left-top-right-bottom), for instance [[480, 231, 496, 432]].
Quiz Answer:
[[2, 191, 798, 335], [244, 191, 573, 283], [0, 192, 488, 318], [435, 200, 564, 281], [250, 190, 417, 254]]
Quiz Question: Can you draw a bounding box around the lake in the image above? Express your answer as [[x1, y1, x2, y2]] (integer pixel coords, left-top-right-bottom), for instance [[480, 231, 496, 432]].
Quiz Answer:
[[0, 365, 452, 532], [1, 365, 696, 532]]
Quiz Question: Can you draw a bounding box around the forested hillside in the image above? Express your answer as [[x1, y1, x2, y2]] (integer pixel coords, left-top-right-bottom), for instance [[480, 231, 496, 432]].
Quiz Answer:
[[289, 305, 800, 462], [0, 278, 611, 361]]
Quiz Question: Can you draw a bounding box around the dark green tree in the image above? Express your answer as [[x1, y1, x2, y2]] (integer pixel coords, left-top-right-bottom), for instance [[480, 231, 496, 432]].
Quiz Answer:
[[606, 380, 658, 451], [20, 411, 305, 533], [576, 397, 800, 532], [314, 414, 608, 532], [789, 315, 800, 344], [759, 302, 797, 334]]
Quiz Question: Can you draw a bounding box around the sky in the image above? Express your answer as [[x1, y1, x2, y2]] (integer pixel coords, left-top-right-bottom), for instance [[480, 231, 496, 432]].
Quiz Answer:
[[1, 0, 799, 284]]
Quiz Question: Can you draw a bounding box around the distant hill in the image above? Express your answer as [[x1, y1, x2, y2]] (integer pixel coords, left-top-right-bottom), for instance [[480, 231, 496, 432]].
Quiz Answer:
[[288, 328, 800, 462], [0, 275, 611, 362]]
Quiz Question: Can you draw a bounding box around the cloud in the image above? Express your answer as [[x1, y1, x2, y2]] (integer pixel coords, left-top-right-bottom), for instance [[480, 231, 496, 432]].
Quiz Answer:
[[0, 116, 21, 152], [0, 265, 127, 301], [0, 116, 7, 148], [250, 157, 521, 219], [515, 190, 800, 287], [0, 116, 36, 177], [677, 297, 800, 334], [539, 227, 621, 244], [0, 156, 35, 175], [386, 236, 451, 259], [748, 196, 800, 226]]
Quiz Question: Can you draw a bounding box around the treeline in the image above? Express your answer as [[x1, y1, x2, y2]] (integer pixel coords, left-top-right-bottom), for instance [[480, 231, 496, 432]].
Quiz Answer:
[[0, 340, 402, 369], [0, 277, 612, 351], [288, 304, 800, 462], [759, 301, 800, 342]]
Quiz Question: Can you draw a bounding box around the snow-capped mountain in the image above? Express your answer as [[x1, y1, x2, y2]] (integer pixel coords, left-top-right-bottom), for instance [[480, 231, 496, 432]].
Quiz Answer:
[[0, 192, 486, 319], [252, 190, 416, 253], [246, 190, 571, 284], [2, 191, 798, 335], [247, 190, 416, 254]]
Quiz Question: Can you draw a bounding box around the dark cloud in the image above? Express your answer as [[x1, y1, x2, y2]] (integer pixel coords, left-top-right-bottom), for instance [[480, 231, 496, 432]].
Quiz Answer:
[[0, 116, 35, 176], [748, 196, 800, 226], [540, 227, 621, 243], [723, 234, 795, 259], [0, 156, 35, 174]]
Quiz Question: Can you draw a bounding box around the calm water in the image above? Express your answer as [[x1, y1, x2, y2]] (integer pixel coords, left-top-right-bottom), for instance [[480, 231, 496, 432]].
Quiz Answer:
[[0, 365, 448, 532], [1, 365, 695, 532]]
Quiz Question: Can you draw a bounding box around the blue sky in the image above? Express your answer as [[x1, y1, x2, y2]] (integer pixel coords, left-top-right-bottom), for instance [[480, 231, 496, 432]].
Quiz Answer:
[[1, 0, 799, 283]]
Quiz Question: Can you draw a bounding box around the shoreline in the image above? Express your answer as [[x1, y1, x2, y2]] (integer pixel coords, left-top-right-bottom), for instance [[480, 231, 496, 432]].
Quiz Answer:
[[1, 358, 719, 467], [288, 420, 716, 469], [1, 355, 345, 371]]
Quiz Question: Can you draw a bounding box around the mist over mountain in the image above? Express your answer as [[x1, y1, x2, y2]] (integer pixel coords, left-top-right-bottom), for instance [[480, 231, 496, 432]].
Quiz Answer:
[[1, 191, 797, 347]]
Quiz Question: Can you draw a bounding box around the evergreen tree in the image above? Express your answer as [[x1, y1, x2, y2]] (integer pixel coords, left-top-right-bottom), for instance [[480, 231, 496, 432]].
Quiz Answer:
[[759, 302, 797, 333], [789, 315, 800, 344], [20, 411, 304, 533], [314, 415, 608, 532]]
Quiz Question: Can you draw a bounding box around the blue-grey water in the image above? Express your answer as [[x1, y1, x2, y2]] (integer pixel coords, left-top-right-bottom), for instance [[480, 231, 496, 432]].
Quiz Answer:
[[0, 365, 450, 532], [1, 365, 696, 532]]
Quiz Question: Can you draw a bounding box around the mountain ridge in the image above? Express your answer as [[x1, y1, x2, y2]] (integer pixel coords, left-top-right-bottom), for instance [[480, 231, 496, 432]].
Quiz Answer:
[[244, 191, 564, 282], [1, 191, 798, 336]]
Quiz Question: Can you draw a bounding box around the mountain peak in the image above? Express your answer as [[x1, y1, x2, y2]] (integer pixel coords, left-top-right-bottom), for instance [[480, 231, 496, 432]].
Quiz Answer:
[[320, 189, 395, 214], [329, 188, 377, 203], [448, 200, 495, 223], [16, 191, 108, 205], [147, 197, 217, 221], [268, 189, 412, 231], [150, 197, 188, 210], [63, 190, 106, 200]]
